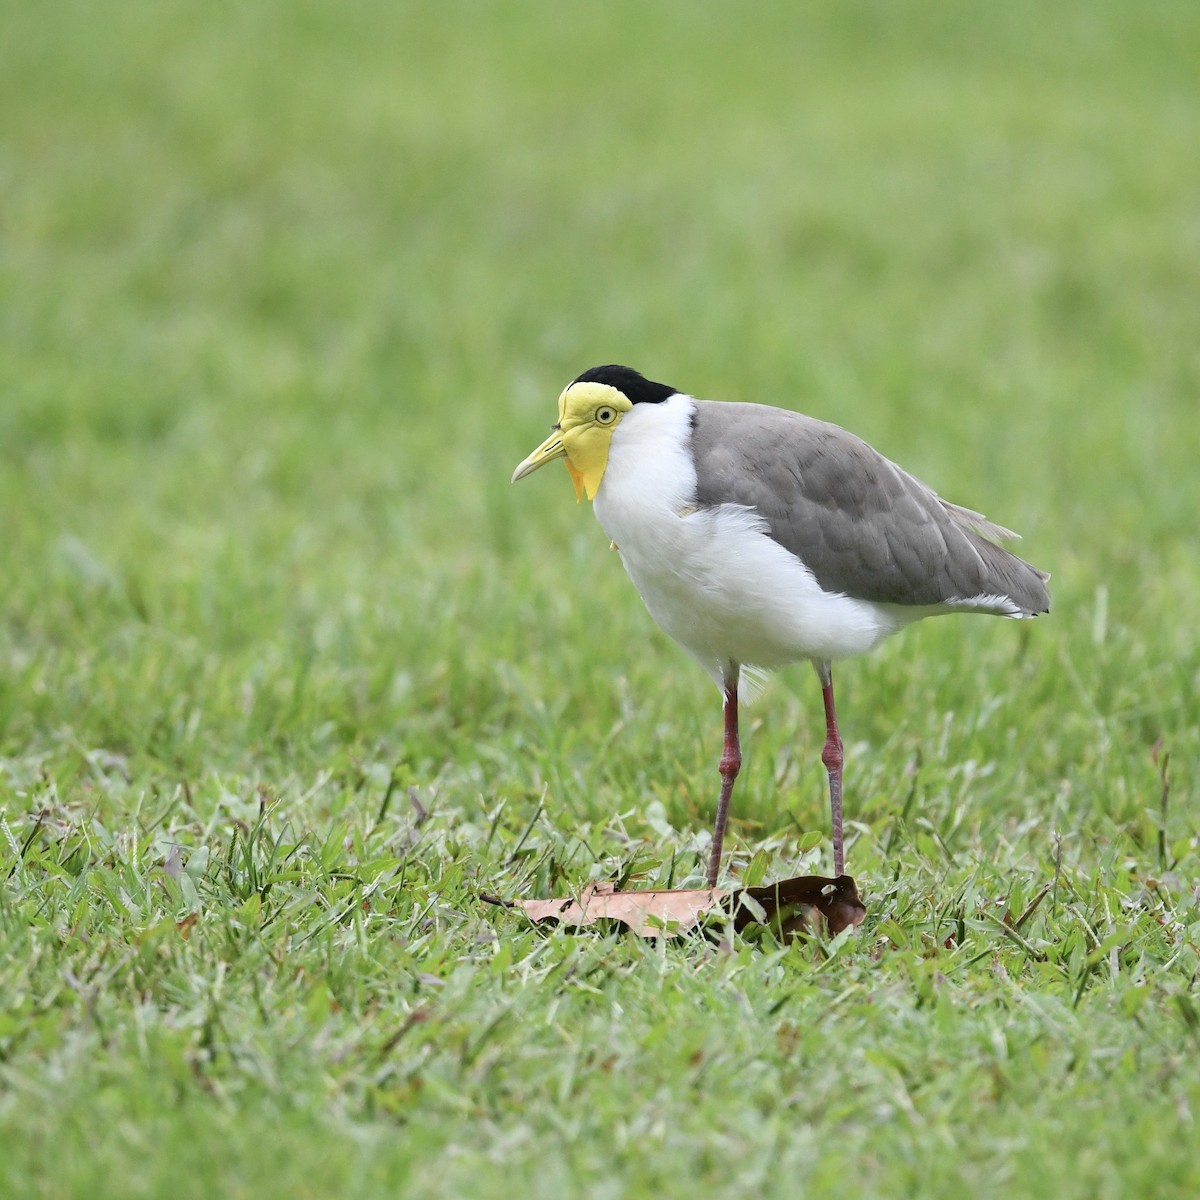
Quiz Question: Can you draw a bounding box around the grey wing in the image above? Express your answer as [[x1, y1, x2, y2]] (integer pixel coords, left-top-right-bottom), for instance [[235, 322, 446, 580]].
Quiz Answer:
[[690, 401, 1050, 615]]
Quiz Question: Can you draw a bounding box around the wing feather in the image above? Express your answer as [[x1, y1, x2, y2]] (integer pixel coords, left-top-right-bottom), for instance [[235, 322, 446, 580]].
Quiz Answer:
[[689, 400, 1049, 615]]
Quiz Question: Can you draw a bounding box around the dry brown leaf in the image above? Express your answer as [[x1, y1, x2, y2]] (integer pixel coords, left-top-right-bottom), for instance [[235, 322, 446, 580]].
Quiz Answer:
[[518, 882, 717, 938], [739, 874, 867, 936], [483, 874, 865, 939]]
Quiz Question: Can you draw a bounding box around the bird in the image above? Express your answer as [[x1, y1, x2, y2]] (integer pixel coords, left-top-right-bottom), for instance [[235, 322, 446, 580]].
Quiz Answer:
[[512, 364, 1050, 889]]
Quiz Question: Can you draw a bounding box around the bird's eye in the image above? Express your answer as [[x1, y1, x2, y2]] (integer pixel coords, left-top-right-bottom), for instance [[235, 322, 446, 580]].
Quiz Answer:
[[596, 407, 616, 425]]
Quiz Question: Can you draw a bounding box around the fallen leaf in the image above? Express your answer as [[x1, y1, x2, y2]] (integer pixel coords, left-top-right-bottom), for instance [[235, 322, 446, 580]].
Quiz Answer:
[[518, 881, 717, 938], [483, 874, 865, 939], [738, 874, 867, 936]]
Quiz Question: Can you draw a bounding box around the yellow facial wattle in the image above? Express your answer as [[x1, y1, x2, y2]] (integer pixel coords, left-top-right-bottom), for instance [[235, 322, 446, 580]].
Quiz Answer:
[[563, 458, 587, 502], [511, 381, 631, 502]]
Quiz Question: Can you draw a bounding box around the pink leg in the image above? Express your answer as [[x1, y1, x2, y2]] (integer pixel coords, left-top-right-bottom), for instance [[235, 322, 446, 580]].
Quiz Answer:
[[817, 660, 845, 876], [705, 674, 741, 889]]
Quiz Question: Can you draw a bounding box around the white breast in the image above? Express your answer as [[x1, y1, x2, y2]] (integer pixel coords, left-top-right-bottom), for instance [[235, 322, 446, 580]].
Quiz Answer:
[[592, 395, 911, 685]]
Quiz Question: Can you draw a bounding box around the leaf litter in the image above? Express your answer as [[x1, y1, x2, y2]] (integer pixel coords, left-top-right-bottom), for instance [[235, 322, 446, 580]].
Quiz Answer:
[[482, 874, 866, 939]]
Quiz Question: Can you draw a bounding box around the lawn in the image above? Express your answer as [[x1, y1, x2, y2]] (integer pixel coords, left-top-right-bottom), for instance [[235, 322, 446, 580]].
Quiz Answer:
[[2, 1, 1199, 1196]]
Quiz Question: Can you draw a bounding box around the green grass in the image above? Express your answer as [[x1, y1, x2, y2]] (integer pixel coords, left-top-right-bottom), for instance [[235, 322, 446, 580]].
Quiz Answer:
[[2, 1, 1199, 1195]]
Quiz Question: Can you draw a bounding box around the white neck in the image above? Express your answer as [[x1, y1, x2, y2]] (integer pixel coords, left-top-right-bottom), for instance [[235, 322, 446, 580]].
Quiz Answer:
[[593, 394, 697, 538]]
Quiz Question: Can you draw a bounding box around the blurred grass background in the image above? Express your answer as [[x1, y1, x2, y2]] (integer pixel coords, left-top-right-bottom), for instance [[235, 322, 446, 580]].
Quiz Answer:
[[2, 1, 1199, 1197]]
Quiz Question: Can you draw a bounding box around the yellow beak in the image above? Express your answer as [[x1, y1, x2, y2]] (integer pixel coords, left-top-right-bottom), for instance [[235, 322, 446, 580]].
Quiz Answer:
[[512, 429, 586, 501], [511, 429, 566, 482]]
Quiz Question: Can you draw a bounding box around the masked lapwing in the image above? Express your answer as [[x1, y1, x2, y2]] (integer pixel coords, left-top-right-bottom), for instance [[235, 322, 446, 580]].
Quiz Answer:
[[512, 364, 1050, 887]]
